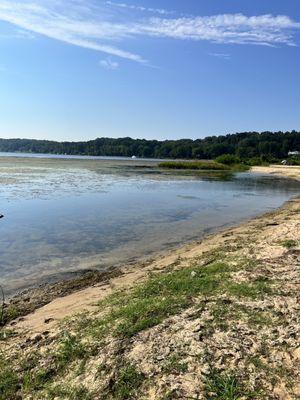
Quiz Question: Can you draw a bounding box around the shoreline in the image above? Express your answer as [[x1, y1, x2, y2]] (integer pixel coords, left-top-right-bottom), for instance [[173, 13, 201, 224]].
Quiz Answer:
[[3, 166, 300, 332], [4, 195, 299, 336]]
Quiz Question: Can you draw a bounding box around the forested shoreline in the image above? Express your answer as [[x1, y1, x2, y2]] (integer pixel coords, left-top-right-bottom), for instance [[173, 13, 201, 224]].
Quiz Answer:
[[0, 131, 299, 162]]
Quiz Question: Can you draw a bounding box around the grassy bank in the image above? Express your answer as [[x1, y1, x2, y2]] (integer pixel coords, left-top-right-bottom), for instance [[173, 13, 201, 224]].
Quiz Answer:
[[1, 197, 299, 399], [158, 160, 249, 172]]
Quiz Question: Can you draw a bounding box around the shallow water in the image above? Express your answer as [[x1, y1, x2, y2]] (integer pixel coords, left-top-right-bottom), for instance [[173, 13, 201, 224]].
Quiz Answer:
[[0, 155, 299, 295]]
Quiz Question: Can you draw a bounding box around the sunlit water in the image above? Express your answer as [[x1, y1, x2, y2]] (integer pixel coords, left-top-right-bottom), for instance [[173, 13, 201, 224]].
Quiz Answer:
[[0, 154, 299, 295]]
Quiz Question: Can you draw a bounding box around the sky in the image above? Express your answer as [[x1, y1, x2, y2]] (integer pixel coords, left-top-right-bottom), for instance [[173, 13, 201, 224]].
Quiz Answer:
[[0, 0, 300, 141]]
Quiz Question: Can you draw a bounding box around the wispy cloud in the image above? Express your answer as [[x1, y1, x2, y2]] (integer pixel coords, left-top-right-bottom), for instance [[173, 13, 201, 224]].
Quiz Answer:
[[99, 57, 119, 70], [0, 1, 299, 64], [105, 1, 174, 15]]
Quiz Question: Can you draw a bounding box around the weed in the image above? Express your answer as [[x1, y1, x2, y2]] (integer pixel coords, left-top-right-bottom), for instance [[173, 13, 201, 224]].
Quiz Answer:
[[163, 354, 188, 375], [109, 262, 232, 338], [205, 370, 253, 400], [46, 384, 93, 400], [228, 278, 272, 299], [281, 239, 297, 249], [0, 328, 15, 341], [108, 363, 145, 400], [56, 332, 87, 370], [0, 357, 19, 400]]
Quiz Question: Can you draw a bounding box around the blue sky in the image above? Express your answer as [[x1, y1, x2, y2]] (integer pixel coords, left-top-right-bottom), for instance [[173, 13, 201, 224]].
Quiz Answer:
[[0, 0, 300, 141]]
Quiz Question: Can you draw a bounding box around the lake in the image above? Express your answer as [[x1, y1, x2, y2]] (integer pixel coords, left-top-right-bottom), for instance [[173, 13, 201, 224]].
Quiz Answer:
[[0, 154, 299, 296]]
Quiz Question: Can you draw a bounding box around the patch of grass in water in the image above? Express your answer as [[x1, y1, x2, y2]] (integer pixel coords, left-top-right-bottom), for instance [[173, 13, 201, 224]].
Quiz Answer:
[[159, 160, 230, 171]]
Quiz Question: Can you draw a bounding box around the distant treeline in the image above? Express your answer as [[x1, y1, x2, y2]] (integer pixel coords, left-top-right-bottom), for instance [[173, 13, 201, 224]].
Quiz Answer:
[[0, 131, 299, 162]]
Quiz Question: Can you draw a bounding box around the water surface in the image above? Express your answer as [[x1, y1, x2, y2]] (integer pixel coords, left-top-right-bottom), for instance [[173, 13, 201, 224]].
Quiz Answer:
[[0, 155, 299, 295]]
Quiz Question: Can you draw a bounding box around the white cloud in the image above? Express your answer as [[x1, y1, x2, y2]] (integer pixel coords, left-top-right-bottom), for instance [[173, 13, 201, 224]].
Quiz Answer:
[[142, 14, 300, 46], [0, 0, 146, 62], [99, 58, 119, 69], [105, 1, 174, 16], [0, 1, 299, 64]]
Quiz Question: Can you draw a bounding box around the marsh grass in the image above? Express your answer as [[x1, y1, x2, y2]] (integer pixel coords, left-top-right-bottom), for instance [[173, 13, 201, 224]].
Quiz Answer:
[[158, 161, 230, 171], [158, 160, 249, 173]]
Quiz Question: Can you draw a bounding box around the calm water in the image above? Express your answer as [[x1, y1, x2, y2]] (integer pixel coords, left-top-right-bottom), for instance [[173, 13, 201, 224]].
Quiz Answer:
[[0, 155, 299, 295]]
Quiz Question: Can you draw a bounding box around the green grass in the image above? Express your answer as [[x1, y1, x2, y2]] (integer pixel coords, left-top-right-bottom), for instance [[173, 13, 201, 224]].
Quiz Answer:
[[205, 371, 255, 400], [0, 328, 15, 341], [162, 354, 188, 375], [227, 278, 273, 299], [78, 261, 272, 341], [280, 239, 297, 249], [159, 161, 230, 171], [56, 333, 88, 369], [0, 356, 19, 400], [105, 363, 145, 400], [95, 262, 232, 339], [46, 384, 93, 400]]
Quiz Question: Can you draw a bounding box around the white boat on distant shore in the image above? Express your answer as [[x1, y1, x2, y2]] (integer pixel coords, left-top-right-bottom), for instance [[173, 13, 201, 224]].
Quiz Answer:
[[131, 155, 137, 159]]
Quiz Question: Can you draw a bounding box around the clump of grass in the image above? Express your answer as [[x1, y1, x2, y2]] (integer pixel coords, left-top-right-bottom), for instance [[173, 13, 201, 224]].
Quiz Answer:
[[55, 332, 89, 370], [280, 239, 297, 249], [0, 328, 15, 341], [107, 363, 145, 400], [0, 356, 20, 400], [205, 370, 253, 400], [46, 384, 93, 400], [159, 161, 230, 171], [227, 277, 272, 300], [96, 262, 232, 339], [163, 354, 188, 375]]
